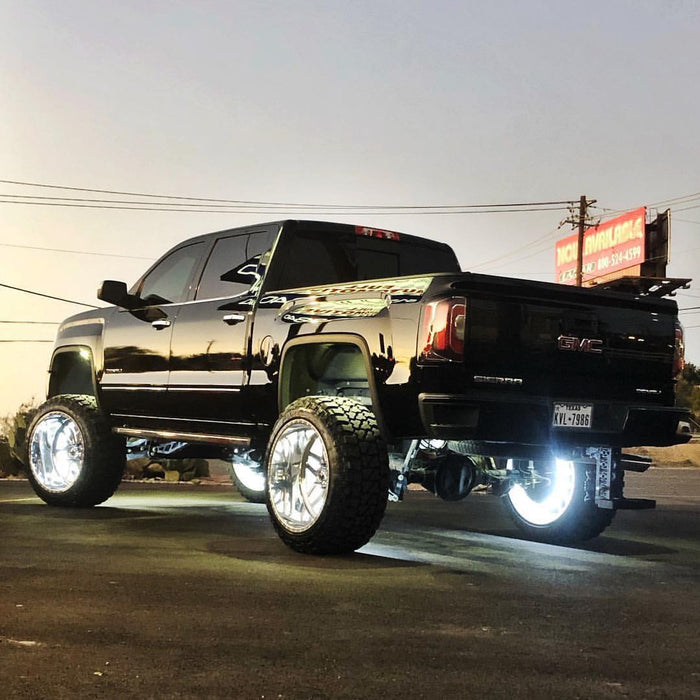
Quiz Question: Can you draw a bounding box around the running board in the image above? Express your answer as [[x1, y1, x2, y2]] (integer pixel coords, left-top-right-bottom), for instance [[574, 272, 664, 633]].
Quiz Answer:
[[113, 427, 251, 447]]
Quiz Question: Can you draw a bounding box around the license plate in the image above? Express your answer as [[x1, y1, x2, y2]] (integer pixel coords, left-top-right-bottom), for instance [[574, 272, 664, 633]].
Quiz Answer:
[[552, 403, 593, 429]]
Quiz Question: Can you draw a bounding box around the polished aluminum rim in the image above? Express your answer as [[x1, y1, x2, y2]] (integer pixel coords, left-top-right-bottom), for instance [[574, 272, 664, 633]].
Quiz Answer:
[[29, 411, 84, 493], [267, 419, 329, 533]]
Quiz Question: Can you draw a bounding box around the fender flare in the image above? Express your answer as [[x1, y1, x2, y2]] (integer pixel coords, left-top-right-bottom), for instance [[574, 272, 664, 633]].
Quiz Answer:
[[48, 345, 101, 405], [277, 333, 388, 439]]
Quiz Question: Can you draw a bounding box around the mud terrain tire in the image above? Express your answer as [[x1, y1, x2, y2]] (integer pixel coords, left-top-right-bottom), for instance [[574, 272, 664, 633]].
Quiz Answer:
[[26, 395, 125, 507], [265, 396, 389, 554]]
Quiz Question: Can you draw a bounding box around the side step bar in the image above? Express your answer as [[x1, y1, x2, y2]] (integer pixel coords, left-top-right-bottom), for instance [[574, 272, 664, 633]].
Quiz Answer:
[[114, 427, 251, 447]]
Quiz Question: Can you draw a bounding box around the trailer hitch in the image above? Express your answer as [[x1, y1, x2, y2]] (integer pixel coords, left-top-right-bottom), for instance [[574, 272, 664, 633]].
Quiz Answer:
[[584, 447, 656, 511]]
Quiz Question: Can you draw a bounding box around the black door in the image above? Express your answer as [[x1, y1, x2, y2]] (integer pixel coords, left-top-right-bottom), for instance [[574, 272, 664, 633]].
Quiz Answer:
[[167, 229, 277, 429], [100, 241, 206, 418]]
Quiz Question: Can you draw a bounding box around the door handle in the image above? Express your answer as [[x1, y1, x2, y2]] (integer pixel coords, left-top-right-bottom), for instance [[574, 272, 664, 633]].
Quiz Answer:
[[223, 313, 246, 325], [151, 319, 171, 330]]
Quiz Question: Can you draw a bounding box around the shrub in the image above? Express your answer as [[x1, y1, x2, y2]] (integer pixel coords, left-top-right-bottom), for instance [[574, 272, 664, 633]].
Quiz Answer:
[[0, 402, 38, 477], [676, 362, 700, 423]]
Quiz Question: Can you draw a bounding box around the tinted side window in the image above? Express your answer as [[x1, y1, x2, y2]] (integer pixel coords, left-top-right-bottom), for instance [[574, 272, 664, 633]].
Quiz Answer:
[[138, 242, 205, 305], [196, 231, 275, 300]]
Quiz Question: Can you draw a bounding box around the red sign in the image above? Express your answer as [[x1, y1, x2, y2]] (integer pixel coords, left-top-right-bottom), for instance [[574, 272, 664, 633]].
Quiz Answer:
[[555, 207, 646, 285]]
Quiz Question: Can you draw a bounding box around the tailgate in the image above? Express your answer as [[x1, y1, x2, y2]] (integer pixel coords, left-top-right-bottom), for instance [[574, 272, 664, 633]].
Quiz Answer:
[[454, 275, 677, 402]]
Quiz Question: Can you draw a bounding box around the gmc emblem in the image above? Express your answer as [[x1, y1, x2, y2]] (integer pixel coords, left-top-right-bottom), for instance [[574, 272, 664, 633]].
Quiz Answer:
[[557, 335, 603, 354]]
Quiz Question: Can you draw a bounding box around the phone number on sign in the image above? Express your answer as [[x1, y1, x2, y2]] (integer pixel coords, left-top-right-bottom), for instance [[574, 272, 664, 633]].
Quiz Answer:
[[596, 245, 643, 272]]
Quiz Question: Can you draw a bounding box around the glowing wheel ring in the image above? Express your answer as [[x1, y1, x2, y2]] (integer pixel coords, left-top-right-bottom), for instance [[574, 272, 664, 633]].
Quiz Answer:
[[506, 459, 576, 526]]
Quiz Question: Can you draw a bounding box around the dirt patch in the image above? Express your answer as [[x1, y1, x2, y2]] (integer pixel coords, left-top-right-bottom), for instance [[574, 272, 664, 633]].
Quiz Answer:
[[631, 441, 700, 468]]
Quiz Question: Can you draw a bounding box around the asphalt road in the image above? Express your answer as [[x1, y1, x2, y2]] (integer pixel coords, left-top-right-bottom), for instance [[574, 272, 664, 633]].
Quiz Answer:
[[1, 469, 699, 699]]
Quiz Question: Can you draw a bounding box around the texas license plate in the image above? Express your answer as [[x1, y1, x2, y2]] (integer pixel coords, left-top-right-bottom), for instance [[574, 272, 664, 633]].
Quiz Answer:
[[552, 403, 593, 429]]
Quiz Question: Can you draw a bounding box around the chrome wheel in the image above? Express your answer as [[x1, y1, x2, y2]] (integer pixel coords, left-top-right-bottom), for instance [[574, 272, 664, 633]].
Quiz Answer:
[[506, 458, 576, 526], [29, 411, 85, 493], [267, 418, 329, 533]]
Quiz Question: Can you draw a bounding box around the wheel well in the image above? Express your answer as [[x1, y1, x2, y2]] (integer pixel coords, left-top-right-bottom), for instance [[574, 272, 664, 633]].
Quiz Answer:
[[48, 348, 97, 399], [279, 341, 373, 411]]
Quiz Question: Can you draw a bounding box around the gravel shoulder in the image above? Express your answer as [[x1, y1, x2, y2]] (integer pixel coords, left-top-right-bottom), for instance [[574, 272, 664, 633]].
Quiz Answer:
[[632, 441, 700, 468]]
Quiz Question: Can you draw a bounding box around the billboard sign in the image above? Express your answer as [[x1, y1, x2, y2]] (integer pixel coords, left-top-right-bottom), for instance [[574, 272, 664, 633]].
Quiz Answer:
[[555, 207, 646, 285]]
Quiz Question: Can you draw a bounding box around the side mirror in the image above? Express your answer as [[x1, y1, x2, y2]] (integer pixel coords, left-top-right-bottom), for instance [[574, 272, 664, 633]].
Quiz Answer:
[[97, 280, 137, 309]]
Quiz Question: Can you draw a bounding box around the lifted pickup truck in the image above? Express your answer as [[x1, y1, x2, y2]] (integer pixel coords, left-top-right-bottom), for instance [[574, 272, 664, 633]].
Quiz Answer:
[[26, 220, 691, 553]]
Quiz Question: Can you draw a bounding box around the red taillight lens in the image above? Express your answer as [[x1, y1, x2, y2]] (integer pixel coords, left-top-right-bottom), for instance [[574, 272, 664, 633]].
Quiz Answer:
[[419, 297, 467, 362], [673, 321, 685, 377]]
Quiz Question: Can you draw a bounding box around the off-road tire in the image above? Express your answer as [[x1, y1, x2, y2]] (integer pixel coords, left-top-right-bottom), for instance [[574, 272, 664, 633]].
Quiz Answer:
[[504, 460, 616, 543], [25, 394, 125, 507], [265, 396, 390, 554]]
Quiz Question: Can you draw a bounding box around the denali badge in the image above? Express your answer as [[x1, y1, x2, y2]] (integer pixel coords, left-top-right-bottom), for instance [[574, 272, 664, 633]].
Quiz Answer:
[[557, 335, 603, 354]]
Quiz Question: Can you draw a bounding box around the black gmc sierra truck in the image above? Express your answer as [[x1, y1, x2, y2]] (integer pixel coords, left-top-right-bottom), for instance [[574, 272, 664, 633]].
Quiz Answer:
[[25, 220, 690, 554]]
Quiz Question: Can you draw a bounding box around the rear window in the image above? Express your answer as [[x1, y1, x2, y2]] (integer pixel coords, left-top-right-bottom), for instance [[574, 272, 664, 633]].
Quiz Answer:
[[268, 226, 460, 290]]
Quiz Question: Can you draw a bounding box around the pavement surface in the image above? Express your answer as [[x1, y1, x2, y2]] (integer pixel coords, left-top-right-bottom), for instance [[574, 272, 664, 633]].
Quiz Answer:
[[1, 469, 699, 699]]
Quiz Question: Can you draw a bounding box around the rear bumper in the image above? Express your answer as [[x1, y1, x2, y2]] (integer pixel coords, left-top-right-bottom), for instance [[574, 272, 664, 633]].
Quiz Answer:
[[418, 392, 691, 448]]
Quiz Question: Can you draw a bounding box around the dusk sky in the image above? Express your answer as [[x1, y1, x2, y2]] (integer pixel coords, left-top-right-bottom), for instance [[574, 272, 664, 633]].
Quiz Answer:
[[1, 0, 699, 415]]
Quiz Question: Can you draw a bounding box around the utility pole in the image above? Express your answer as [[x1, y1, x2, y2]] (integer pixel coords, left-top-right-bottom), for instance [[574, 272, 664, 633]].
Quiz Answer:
[[575, 195, 587, 287], [574, 195, 596, 287]]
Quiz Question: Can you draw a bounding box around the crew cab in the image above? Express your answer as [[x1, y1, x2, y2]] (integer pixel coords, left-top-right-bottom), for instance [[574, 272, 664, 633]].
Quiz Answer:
[[25, 220, 690, 553]]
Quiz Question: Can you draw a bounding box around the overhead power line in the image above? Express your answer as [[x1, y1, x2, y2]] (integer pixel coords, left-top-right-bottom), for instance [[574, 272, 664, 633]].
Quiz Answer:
[[468, 225, 564, 271], [0, 320, 59, 324], [0, 191, 576, 211], [0, 199, 572, 215], [0, 282, 98, 308], [1, 193, 295, 209], [0, 178, 576, 212], [670, 203, 700, 214], [0, 240, 153, 260], [469, 196, 601, 274], [646, 191, 700, 207], [592, 190, 700, 220], [598, 193, 700, 218]]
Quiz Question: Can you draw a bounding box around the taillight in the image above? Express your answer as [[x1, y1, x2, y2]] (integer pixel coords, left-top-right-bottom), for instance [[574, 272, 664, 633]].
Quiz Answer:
[[419, 297, 467, 362], [673, 320, 685, 377]]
